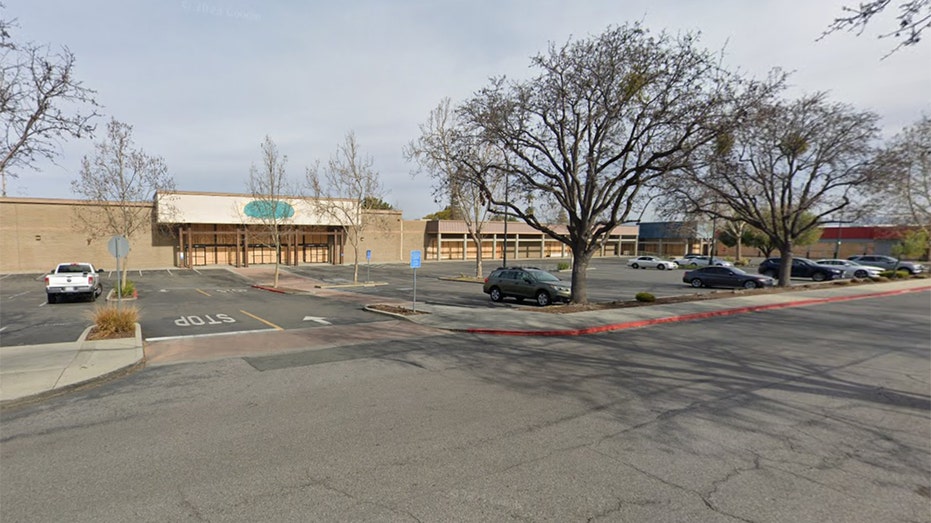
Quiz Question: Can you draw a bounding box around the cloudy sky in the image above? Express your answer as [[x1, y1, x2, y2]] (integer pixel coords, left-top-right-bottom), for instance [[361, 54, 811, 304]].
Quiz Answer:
[[6, 0, 930, 219]]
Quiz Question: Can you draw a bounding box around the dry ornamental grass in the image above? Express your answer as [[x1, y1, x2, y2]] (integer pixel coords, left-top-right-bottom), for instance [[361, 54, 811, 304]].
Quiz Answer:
[[87, 305, 138, 340]]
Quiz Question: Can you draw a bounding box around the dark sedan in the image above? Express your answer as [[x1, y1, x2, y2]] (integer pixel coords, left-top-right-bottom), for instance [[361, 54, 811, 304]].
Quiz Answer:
[[683, 266, 776, 289]]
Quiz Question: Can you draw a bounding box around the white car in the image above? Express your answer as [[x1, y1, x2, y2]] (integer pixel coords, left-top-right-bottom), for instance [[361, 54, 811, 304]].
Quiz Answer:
[[814, 259, 883, 278], [672, 255, 733, 268], [626, 256, 679, 270]]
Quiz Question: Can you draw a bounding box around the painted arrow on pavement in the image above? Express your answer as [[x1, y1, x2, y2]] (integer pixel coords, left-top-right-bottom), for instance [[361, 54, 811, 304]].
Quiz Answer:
[[303, 316, 331, 325]]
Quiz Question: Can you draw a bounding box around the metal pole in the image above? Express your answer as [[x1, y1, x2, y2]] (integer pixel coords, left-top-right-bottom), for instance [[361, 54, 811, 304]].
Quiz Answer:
[[833, 221, 842, 259], [412, 268, 417, 312], [503, 171, 508, 268], [116, 246, 122, 310]]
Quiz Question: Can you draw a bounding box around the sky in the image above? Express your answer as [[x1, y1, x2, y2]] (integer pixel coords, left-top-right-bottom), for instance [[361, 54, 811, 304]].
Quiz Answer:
[[5, 0, 931, 219]]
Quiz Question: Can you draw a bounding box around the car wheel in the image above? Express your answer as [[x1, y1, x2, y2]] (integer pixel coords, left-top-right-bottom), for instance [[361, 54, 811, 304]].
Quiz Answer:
[[89, 291, 97, 302], [690, 278, 703, 288], [743, 280, 759, 289], [763, 270, 777, 278], [535, 290, 551, 307], [854, 269, 867, 278], [689, 262, 699, 268], [657, 264, 666, 270], [489, 287, 503, 302], [631, 263, 639, 269], [47, 294, 57, 304], [812, 272, 826, 282]]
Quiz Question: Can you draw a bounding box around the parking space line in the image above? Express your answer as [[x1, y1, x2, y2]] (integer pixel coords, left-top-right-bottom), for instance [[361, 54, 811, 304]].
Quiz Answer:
[[196, 289, 211, 297], [240, 309, 283, 330]]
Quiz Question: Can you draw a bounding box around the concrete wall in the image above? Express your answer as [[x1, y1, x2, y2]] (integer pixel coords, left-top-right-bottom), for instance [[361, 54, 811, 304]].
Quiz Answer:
[[1, 198, 176, 273], [351, 210, 429, 264]]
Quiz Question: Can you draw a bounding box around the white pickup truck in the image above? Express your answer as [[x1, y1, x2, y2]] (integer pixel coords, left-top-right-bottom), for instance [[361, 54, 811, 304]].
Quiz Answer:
[[45, 262, 104, 304]]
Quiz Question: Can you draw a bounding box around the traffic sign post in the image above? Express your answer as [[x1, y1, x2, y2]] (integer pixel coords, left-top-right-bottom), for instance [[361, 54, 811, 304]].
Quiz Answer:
[[107, 236, 130, 308], [410, 250, 421, 311], [366, 249, 372, 283]]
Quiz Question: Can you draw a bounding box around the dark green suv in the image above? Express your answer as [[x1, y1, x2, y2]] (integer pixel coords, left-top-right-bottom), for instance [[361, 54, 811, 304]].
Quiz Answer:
[[482, 266, 572, 306]]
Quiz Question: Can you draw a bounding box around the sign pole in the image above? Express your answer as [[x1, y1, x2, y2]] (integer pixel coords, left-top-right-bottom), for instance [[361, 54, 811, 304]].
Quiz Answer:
[[410, 250, 421, 312]]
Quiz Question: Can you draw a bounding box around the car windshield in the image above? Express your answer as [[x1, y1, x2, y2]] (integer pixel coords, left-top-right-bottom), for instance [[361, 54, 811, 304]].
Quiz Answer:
[[526, 269, 560, 282]]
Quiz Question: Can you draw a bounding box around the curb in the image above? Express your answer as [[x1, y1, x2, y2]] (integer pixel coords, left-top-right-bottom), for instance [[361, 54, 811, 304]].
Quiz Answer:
[[457, 286, 931, 337]]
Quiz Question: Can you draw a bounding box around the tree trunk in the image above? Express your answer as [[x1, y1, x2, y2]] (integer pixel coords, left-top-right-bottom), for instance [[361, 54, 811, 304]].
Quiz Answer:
[[777, 243, 793, 287], [471, 233, 484, 278], [569, 245, 593, 304], [273, 241, 281, 288], [121, 257, 129, 295]]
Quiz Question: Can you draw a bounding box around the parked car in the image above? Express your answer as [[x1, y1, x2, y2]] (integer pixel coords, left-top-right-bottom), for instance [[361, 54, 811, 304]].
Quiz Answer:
[[672, 255, 733, 268], [814, 258, 883, 279], [626, 256, 678, 270], [847, 255, 926, 275], [45, 262, 104, 303], [683, 266, 775, 289], [757, 257, 845, 281], [483, 266, 571, 306]]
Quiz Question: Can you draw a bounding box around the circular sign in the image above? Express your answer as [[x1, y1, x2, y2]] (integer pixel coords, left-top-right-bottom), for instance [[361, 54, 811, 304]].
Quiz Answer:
[[108, 235, 130, 258]]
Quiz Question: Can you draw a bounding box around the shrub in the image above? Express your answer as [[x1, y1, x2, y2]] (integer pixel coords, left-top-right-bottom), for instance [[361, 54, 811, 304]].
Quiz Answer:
[[88, 305, 138, 339], [117, 279, 136, 297], [635, 292, 656, 302], [880, 269, 910, 279], [556, 261, 570, 271]]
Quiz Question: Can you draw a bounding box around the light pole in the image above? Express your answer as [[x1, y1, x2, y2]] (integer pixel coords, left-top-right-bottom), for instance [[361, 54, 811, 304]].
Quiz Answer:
[[502, 170, 509, 268], [831, 218, 852, 259]]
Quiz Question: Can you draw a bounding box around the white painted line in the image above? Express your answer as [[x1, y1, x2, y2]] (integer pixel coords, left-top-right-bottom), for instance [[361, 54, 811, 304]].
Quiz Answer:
[[167, 268, 172, 276], [146, 328, 278, 342], [193, 267, 202, 275], [6, 291, 29, 299], [0, 326, 7, 333], [303, 316, 332, 325]]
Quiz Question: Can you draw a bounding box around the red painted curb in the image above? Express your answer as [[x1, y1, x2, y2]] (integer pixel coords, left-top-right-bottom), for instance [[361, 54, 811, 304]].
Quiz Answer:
[[461, 286, 931, 337]]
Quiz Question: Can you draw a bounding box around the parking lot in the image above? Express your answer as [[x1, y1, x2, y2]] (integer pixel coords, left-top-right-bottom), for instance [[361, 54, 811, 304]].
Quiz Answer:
[[1, 258, 781, 346]]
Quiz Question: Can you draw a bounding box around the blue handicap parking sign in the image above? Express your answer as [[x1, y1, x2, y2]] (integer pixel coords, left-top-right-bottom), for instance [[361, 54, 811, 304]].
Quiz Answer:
[[410, 250, 421, 268]]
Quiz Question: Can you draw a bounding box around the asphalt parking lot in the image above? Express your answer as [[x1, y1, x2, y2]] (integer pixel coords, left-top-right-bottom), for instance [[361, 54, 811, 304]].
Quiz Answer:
[[1, 258, 782, 346]]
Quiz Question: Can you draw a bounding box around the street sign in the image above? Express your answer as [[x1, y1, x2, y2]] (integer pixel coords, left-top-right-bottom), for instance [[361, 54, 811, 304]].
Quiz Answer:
[[107, 235, 130, 259], [366, 249, 372, 261], [410, 250, 421, 269]]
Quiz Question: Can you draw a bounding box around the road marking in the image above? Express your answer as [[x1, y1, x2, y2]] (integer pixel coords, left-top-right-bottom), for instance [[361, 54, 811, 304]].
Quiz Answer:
[[196, 288, 211, 297], [147, 328, 277, 342], [6, 291, 30, 299], [303, 316, 331, 325], [240, 309, 283, 330], [0, 326, 6, 332]]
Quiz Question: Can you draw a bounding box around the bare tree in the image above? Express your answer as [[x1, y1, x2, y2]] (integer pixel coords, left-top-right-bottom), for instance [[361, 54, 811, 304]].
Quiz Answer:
[[880, 116, 930, 246], [455, 24, 775, 303], [661, 92, 884, 286], [306, 131, 386, 283], [821, 0, 931, 56], [246, 135, 295, 288], [71, 118, 174, 291], [1, 9, 100, 195], [405, 98, 501, 278]]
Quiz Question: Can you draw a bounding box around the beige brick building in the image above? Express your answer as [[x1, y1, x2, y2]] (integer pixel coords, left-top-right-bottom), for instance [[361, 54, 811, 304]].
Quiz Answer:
[[1, 191, 636, 273]]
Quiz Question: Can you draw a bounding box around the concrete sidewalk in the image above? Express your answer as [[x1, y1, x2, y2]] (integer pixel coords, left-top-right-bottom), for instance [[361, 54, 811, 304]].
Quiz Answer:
[[1, 324, 144, 405], [3, 266, 928, 407]]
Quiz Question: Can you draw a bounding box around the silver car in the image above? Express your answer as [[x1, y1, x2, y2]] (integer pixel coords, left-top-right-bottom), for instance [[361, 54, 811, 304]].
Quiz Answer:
[[814, 259, 883, 279], [847, 255, 926, 274], [672, 255, 733, 268]]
